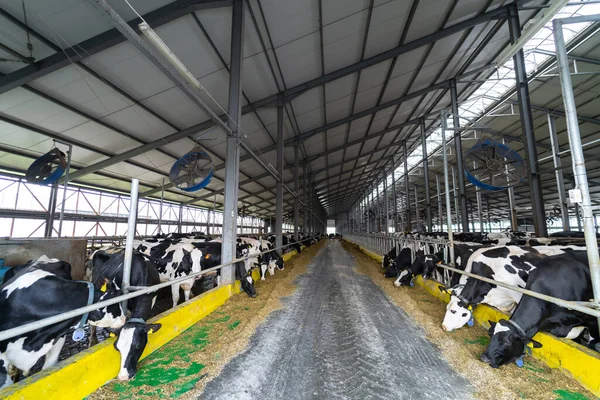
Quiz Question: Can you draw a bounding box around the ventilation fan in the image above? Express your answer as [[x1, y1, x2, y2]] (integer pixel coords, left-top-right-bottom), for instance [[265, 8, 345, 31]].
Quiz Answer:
[[26, 148, 67, 185], [463, 138, 526, 191], [169, 147, 214, 192]]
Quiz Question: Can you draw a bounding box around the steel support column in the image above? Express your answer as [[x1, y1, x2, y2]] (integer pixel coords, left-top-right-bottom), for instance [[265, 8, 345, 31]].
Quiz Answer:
[[293, 144, 300, 241], [391, 158, 398, 232], [383, 175, 389, 233], [303, 164, 308, 234], [452, 165, 460, 228], [375, 183, 381, 232], [403, 141, 411, 232], [421, 119, 432, 232], [276, 102, 284, 251], [476, 186, 484, 232], [441, 111, 455, 263], [414, 185, 420, 231], [502, 137, 518, 230], [44, 184, 59, 238], [436, 174, 443, 230], [450, 79, 469, 232], [555, 17, 600, 327], [547, 113, 570, 230], [509, 3, 546, 236], [221, 0, 245, 284]]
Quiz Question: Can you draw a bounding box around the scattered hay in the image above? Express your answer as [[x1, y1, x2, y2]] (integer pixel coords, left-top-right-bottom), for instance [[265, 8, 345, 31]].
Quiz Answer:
[[342, 241, 595, 400], [90, 241, 325, 400]]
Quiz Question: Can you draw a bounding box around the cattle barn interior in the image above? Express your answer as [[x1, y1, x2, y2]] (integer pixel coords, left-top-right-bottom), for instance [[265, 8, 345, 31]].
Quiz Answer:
[[1, 0, 600, 399]]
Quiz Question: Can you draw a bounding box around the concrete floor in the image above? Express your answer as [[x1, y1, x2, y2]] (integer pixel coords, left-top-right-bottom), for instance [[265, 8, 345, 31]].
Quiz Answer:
[[201, 240, 473, 400]]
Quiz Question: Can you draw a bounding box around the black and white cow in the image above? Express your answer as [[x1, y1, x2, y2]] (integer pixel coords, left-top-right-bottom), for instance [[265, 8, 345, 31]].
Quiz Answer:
[[231, 237, 282, 280], [384, 247, 412, 278], [193, 241, 257, 298], [481, 254, 598, 368], [0, 267, 125, 388], [89, 248, 162, 381], [135, 239, 203, 308], [441, 245, 586, 331], [393, 251, 428, 287], [2, 255, 72, 285]]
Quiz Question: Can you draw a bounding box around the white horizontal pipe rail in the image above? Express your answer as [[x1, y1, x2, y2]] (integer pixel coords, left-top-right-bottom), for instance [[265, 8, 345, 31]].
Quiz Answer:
[[343, 234, 600, 319], [0, 236, 318, 342]]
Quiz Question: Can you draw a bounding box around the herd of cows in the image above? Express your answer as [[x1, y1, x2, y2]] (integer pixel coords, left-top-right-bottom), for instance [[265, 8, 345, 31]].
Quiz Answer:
[[0, 231, 322, 389], [1, 226, 596, 390], [380, 229, 599, 368]]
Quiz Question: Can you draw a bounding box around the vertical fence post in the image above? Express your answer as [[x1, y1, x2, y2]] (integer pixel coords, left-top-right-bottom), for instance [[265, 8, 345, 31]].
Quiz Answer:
[[391, 157, 398, 232], [436, 173, 443, 231], [421, 119, 432, 232], [403, 141, 411, 232], [547, 113, 570, 231], [122, 178, 139, 310], [554, 17, 600, 328], [57, 143, 72, 237], [441, 111, 455, 264]]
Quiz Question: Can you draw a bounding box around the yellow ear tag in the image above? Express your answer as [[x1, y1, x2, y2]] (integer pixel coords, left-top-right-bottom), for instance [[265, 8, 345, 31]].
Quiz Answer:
[[148, 329, 154, 335], [467, 305, 473, 311], [109, 333, 115, 338], [100, 282, 108, 292], [205, 254, 211, 259], [436, 261, 442, 265]]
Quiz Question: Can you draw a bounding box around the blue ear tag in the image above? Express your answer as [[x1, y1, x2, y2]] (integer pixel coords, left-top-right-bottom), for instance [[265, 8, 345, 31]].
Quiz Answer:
[[467, 317, 474, 327], [409, 278, 415, 287], [72, 328, 85, 342], [515, 357, 524, 367]]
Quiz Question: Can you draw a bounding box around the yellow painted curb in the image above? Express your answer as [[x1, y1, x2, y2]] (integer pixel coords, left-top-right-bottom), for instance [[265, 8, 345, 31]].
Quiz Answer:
[[347, 240, 600, 397], [283, 250, 297, 262], [0, 259, 276, 400]]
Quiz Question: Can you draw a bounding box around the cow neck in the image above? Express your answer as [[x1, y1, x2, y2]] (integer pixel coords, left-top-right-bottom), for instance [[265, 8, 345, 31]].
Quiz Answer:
[[76, 281, 95, 329], [128, 318, 145, 325], [505, 319, 528, 339]]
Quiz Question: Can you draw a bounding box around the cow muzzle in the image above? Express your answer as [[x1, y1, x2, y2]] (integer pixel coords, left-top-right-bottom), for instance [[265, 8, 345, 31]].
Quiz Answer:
[[480, 353, 491, 365]]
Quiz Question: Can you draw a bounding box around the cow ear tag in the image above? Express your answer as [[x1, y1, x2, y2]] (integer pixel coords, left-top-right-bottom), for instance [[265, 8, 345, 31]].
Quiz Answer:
[[515, 357, 524, 367], [100, 282, 108, 292], [109, 333, 116, 338], [467, 305, 473, 311], [467, 316, 474, 327], [525, 346, 533, 356], [72, 328, 85, 342], [205, 254, 211, 259], [436, 261, 442, 265]]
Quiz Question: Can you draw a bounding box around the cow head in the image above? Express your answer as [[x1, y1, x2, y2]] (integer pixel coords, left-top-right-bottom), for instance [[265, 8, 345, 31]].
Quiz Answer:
[[89, 278, 126, 329], [382, 247, 397, 269], [440, 285, 472, 331], [422, 253, 443, 279], [114, 319, 162, 380], [480, 320, 541, 368], [236, 240, 251, 258], [394, 251, 425, 287], [240, 272, 257, 297], [234, 259, 256, 297]]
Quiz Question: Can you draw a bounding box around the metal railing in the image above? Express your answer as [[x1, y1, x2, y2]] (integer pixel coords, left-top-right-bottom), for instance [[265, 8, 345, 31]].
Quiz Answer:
[[343, 233, 600, 321], [345, 233, 452, 285], [0, 233, 321, 342]]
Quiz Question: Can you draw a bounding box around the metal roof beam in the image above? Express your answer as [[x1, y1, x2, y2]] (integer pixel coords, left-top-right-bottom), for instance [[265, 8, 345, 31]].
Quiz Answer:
[[0, 0, 231, 95], [247, 6, 507, 110]]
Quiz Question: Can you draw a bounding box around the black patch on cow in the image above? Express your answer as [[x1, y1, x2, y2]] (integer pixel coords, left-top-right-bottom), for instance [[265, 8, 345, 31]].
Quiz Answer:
[[471, 261, 495, 278], [504, 264, 516, 274], [482, 247, 511, 259], [518, 270, 528, 283]]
